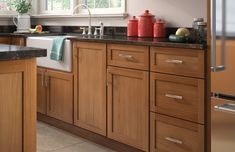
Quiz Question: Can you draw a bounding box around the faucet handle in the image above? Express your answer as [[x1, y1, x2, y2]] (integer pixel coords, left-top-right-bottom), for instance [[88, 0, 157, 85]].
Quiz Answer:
[[80, 27, 87, 35]]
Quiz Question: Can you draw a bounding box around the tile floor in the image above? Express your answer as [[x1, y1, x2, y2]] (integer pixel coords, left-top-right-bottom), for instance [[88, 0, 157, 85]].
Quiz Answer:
[[37, 121, 116, 152]]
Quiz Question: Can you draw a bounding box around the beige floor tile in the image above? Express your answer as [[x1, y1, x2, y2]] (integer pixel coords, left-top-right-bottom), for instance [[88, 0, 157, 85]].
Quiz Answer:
[[51, 142, 116, 152], [37, 122, 85, 152]]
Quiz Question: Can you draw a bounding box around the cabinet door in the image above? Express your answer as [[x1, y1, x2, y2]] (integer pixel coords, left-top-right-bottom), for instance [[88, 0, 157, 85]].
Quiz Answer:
[[37, 68, 47, 114], [107, 67, 149, 151], [46, 70, 73, 124], [0, 37, 11, 44], [73, 42, 107, 136], [11, 37, 26, 46]]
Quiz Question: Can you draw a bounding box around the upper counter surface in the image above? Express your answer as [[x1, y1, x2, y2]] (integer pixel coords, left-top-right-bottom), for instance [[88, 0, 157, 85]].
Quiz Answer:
[[0, 44, 46, 61], [0, 33, 206, 50]]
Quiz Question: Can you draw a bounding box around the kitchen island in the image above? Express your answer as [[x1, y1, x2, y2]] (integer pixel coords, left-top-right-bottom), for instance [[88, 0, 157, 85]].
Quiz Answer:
[[0, 44, 46, 152]]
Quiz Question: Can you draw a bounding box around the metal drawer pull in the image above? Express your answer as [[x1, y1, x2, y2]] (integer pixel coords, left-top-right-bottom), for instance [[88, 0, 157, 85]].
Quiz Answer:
[[165, 137, 183, 145], [165, 59, 183, 64], [119, 54, 134, 59], [165, 94, 183, 100], [214, 103, 235, 114]]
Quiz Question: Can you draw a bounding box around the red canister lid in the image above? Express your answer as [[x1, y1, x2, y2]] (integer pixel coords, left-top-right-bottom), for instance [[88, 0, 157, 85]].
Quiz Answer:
[[129, 16, 138, 22], [140, 10, 154, 17]]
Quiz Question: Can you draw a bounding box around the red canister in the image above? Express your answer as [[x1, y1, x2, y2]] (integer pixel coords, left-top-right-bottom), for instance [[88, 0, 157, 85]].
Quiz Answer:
[[127, 16, 138, 37], [138, 10, 155, 37], [154, 19, 166, 38]]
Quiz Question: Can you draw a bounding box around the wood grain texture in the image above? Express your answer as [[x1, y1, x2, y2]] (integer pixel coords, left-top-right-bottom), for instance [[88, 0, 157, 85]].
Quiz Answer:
[[46, 69, 73, 124], [108, 44, 149, 70], [0, 59, 37, 152], [150, 47, 205, 78], [0, 72, 23, 152], [11, 37, 26, 46], [150, 73, 205, 124], [0, 37, 11, 44], [107, 66, 149, 151], [37, 68, 47, 114], [150, 113, 204, 152], [73, 42, 107, 136]]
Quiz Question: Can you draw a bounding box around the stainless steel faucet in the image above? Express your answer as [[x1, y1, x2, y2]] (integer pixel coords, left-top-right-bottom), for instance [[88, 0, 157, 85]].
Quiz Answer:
[[73, 4, 92, 35]]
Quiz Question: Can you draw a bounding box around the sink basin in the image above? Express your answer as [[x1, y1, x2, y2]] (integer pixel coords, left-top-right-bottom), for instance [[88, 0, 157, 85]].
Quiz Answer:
[[26, 36, 72, 72]]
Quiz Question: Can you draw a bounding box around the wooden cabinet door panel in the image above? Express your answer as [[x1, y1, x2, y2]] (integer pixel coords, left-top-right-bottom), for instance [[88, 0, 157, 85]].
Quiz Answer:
[[47, 70, 73, 124], [0, 37, 11, 44], [37, 68, 47, 114], [0, 72, 23, 152], [73, 42, 107, 136], [107, 67, 149, 151]]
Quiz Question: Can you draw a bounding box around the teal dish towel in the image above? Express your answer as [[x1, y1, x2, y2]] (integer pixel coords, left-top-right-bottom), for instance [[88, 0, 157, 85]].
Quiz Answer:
[[50, 36, 67, 61]]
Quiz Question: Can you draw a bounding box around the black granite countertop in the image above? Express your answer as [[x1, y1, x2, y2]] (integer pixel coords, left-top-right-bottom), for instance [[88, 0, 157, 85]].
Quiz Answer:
[[67, 34, 206, 50], [0, 32, 206, 50], [0, 44, 47, 61]]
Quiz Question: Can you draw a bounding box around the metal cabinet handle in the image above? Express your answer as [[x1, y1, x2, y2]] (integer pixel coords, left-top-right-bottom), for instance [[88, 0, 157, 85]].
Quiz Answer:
[[119, 54, 134, 60], [211, 0, 226, 72], [214, 103, 235, 114], [45, 74, 49, 87], [165, 137, 183, 145], [165, 59, 183, 64], [165, 94, 183, 100]]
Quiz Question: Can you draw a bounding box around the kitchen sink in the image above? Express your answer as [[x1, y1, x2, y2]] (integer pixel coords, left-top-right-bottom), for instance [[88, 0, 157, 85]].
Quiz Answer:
[[26, 36, 72, 72]]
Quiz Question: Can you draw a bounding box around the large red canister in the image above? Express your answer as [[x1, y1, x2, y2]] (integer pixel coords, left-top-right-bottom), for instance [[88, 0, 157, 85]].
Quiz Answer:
[[138, 10, 155, 37], [127, 16, 138, 37], [154, 19, 166, 38]]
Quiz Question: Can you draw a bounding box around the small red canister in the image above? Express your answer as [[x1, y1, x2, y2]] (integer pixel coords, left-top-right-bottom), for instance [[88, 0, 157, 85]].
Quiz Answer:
[[154, 19, 166, 38], [127, 16, 138, 37], [138, 10, 155, 37]]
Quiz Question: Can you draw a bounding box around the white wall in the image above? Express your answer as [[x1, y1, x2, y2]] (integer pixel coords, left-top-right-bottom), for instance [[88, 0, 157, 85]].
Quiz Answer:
[[1, 0, 207, 27]]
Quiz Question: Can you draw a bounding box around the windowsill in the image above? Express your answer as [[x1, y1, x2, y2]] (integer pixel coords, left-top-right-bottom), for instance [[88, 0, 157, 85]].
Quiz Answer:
[[31, 13, 128, 18], [0, 13, 128, 19]]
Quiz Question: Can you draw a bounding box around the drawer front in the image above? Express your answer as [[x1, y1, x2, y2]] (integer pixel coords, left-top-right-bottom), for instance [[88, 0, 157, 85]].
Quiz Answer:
[[150, 47, 205, 78], [150, 73, 204, 123], [150, 113, 204, 152], [108, 44, 149, 70]]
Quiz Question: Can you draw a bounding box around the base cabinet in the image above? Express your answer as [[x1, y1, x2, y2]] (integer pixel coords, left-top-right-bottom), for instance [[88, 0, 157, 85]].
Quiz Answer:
[[73, 42, 107, 136], [0, 59, 36, 152], [37, 68, 73, 124], [107, 67, 149, 151]]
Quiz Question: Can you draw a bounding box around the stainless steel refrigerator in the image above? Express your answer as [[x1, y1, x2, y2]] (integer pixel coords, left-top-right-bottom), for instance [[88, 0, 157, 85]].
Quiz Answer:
[[211, 0, 235, 151]]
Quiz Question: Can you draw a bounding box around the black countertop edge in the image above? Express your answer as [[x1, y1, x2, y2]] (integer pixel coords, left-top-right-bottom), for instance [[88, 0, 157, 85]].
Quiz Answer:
[[0, 32, 206, 50], [0, 44, 47, 61], [67, 36, 206, 50]]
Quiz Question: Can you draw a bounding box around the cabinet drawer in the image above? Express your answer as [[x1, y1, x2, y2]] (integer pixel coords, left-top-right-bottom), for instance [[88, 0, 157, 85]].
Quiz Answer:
[[150, 73, 204, 123], [150, 113, 204, 152], [108, 44, 149, 70], [150, 47, 205, 78]]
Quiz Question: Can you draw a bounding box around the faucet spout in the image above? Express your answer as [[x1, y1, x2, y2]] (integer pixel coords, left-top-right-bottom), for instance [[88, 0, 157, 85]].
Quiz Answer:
[[73, 4, 92, 35]]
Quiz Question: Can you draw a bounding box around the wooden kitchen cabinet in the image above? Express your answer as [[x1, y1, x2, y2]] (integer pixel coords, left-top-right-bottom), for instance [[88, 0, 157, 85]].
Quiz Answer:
[[46, 69, 73, 124], [73, 42, 107, 136], [11, 37, 26, 46], [0, 59, 36, 152], [107, 66, 149, 151], [0, 37, 11, 44], [37, 68, 47, 114], [150, 113, 204, 152], [37, 68, 73, 124]]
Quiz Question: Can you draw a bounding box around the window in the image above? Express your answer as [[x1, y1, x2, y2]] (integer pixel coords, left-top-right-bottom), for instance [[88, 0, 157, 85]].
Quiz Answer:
[[80, 0, 125, 14], [39, 0, 73, 14], [0, 0, 15, 14], [39, 0, 125, 15]]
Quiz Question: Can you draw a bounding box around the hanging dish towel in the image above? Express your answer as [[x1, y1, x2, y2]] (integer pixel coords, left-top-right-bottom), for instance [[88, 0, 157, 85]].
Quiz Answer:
[[50, 36, 67, 61]]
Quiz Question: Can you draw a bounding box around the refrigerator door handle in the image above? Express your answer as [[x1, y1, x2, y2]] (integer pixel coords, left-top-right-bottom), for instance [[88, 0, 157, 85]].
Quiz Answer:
[[211, 0, 227, 72], [214, 103, 235, 114]]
